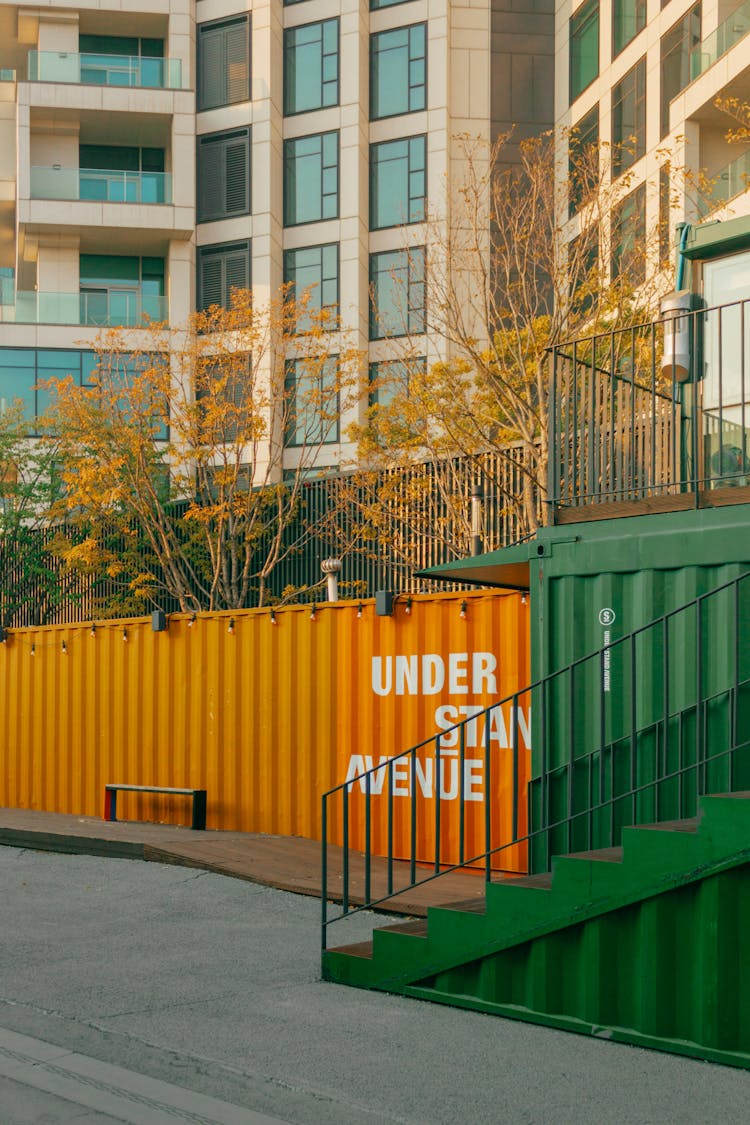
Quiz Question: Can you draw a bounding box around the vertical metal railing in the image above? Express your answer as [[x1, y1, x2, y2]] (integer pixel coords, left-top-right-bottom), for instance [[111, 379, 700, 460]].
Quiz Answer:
[[322, 569, 750, 950], [550, 299, 750, 512]]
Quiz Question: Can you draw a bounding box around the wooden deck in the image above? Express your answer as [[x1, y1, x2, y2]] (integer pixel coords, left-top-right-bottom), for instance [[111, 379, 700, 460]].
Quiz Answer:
[[0, 807, 488, 917], [554, 484, 750, 524]]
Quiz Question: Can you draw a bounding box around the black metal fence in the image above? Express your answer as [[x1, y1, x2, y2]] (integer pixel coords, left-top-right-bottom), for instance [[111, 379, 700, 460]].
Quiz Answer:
[[1, 446, 537, 626], [549, 298, 750, 513]]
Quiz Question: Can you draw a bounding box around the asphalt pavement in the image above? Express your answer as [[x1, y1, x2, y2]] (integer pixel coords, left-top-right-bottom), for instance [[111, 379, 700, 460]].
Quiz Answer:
[[1, 844, 748, 1124]]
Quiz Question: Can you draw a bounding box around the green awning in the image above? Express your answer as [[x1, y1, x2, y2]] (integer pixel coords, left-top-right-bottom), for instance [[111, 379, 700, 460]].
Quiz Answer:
[[682, 215, 750, 262], [415, 540, 532, 590]]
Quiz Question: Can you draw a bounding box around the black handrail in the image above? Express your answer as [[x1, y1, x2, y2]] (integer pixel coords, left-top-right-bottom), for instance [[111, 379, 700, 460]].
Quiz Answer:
[[321, 568, 750, 951], [549, 297, 750, 510]]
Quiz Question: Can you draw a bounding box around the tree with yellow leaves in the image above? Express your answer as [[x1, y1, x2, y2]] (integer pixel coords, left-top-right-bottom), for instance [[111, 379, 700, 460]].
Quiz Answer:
[[44, 287, 361, 612], [354, 130, 690, 538]]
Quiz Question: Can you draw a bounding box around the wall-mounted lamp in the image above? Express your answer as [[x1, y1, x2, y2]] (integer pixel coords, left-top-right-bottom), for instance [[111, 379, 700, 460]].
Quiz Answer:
[[151, 610, 167, 633], [375, 590, 394, 617]]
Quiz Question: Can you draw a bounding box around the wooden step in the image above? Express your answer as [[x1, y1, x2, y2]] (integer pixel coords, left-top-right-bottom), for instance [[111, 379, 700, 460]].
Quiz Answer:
[[565, 846, 624, 863]]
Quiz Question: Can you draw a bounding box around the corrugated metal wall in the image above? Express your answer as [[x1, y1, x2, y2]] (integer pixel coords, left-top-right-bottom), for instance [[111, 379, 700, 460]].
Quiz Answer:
[[0, 591, 530, 856]]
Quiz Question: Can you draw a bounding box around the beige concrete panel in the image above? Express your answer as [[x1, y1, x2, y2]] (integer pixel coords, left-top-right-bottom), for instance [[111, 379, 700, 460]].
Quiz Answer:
[[370, 1, 429, 34], [167, 237, 194, 325], [29, 130, 78, 168], [196, 0, 251, 27], [37, 238, 79, 292], [195, 216, 253, 245], [369, 111, 428, 144], [195, 105, 253, 137]]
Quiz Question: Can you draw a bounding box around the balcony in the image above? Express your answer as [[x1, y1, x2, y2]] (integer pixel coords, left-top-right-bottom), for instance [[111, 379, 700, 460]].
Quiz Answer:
[[549, 298, 750, 522], [27, 51, 182, 90], [699, 149, 750, 216], [0, 289, 168, 326], [30, 166, 172, 205], [689, 0, 750, 81]]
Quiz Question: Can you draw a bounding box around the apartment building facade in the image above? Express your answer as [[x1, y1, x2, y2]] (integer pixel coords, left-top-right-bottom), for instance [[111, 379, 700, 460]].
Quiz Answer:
[[0, 0, 552, 473], [558, 0, 750, 283]]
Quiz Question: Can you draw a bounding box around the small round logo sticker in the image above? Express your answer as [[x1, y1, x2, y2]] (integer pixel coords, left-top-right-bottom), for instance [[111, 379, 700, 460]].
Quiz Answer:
[[598, 608, 616, 626]]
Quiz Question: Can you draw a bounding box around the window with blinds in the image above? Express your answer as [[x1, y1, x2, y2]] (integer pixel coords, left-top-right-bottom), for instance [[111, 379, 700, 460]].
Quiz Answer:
[[197, 241, 251, 310], [197, 16, 251, 111], [197, 129, 251, 222]]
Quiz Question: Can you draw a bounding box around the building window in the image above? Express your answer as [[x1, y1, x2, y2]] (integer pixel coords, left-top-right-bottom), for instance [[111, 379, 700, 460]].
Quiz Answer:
[[660, 4, 701, 138], [568, 105, 599, 218], [369, 356, 425, 407], [79, 144, 167, 203], [370, 24, 427, 120], [197, 129, 251, 222], [569, 0, 598, 103], [611, 182, 645, 284], [371, 0, 414, 8], [79, 255, 165, 326], [197, 242, 251, 310], [613, 0, 646, 57], [612, 58, 646, 176], [197, 16, 251, 111], [0, 349, 169, 438], [284, 132, 339, 226], [370, 135, 426, 230], [284, 19, 339, 115], [284, 243, 339, 329], [369, 247, 425, 339], [285, 356, 339, 445]]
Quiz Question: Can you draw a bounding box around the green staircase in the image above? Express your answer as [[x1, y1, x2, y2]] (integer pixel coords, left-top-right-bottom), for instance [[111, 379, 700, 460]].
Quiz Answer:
[[323, 793, 750, 1068]]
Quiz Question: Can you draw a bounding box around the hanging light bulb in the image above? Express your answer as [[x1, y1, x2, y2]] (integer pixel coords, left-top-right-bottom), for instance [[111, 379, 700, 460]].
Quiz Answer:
[[270, 608, 277, 625], [521, 592, 527, 606], [404, 597, 412, 616], [90, 622, 96, 638], [122, 627, 128, 643], [30, 643, 36, 657], [357, 603, 363, 620], [460, 601, 468, 620], [227, 617, 235, 635], [61, 639, 67, 655], [188, 613, 196, 628], [309, 603, 316, 621]]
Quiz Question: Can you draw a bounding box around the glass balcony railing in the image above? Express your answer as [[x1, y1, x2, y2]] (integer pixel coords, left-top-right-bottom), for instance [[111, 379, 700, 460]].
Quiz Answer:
[[701, 148, 750, 214], [27, 50, 182, 89], [0, 269, 14, 307], [0, 290, 168, 326], [690, 0, 750, 80], [30, 166, 172, 204]]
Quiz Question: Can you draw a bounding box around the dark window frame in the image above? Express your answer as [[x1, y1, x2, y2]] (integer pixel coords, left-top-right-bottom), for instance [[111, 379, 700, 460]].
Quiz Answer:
[[196, 127, 251, 223], [569, 0, 599, 104], [283, 242, 340, 329], [283, 130, 340, 227], [197, 240, 251, 312], [611, 56, 646, 176], [612, 0, 647, 58], [370, 133, 427, 230], [197, 15, 251, 112], [611, 181, 646, 284], [369, 245, 426, 340], [284, 355, 340, 446], [370, 22, 427, 122], [283, 17, 340, 116]]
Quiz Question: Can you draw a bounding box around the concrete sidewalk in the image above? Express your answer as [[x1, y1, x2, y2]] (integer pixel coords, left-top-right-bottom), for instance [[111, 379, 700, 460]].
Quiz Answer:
[[2, 844, 749, 1123], [0, 806, 487, 917]]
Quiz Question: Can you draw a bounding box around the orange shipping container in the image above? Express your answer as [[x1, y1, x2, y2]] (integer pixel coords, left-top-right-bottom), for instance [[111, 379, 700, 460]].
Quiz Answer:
[[0, 590, 530, 869]]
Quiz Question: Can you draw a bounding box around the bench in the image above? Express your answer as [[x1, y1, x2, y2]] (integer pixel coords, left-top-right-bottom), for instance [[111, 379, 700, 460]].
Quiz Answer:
[[104, 785, 207, 830]]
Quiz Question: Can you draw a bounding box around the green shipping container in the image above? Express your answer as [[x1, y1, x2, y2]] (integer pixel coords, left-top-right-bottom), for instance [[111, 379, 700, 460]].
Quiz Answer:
[[423, 503, 750, 868]]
